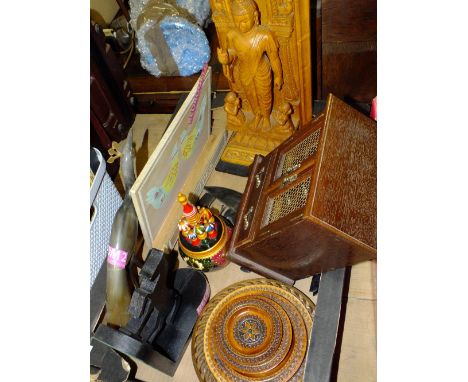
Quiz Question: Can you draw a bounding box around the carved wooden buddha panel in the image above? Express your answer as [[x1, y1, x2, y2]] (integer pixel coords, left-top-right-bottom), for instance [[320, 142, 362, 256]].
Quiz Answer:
[[210, 0, 312, 167]]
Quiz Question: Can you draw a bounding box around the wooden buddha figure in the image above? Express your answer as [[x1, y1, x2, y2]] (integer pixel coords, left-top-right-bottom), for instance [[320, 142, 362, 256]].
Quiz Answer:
[[210, 0, 312, 168], [218, 0, 283, 132], [275, 101, 295, 133], [224, 91, 246, 129]]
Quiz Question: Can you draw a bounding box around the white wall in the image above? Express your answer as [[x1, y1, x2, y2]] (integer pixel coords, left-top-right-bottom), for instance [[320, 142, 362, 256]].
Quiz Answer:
[[90, 0, 120, 26]]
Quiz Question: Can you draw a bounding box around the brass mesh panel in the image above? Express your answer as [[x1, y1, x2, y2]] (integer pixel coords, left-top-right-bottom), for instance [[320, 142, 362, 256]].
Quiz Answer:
[[275, 129, 322, 180], [261, 177, 311, 228]]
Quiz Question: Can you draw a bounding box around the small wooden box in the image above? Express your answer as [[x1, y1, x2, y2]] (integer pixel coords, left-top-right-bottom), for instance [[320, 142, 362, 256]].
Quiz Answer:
[[228, 94, 377, 284]]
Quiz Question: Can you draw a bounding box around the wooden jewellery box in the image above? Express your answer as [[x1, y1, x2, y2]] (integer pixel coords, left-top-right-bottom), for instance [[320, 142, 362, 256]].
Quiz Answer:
[[228, 94, 377, 284]]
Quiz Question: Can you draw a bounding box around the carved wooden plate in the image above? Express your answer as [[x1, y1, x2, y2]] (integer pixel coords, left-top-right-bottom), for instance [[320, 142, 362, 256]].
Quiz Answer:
[[192, 279, 315, 382]]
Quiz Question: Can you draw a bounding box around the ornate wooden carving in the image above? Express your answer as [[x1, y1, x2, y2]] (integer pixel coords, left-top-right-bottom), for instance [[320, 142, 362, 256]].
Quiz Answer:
[[210, 0, 312, 167], [192, 278, 315, 381]]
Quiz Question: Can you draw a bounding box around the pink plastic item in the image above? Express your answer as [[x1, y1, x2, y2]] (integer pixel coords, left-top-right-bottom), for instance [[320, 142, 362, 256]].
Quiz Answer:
[[370, 96, 377, 121]]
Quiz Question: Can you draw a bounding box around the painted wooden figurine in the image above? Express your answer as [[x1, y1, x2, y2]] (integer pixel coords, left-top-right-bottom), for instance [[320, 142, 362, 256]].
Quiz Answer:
[[177, 193, 231, 271]]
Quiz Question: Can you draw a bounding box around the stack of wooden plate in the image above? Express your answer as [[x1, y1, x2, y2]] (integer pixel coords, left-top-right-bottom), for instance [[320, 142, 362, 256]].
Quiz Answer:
[[192, 279, 315, 381]]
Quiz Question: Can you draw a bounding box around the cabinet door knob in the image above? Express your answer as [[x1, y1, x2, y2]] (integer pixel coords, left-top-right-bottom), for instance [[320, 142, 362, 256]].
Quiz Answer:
[[243, 206, 254, 230], [285, 163, 301, 174], [281, 174, 298, 187], [255, 167, 265, 189]]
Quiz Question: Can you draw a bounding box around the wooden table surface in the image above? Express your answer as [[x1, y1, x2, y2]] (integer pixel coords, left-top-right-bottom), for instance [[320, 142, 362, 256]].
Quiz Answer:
[[134, 257, 376, 381], [132, 109, 376, 382]]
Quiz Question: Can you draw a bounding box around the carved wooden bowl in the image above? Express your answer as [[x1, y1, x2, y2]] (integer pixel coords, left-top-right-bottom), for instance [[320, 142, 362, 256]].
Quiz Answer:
[[192, 279, 315, 381]]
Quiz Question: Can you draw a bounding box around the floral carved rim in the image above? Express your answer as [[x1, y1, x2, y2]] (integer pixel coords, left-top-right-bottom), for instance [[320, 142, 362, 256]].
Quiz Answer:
[[191, 278, 316, 382]]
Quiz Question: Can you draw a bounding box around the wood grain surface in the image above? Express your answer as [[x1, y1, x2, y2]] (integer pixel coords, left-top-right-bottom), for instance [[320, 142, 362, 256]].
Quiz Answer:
[[230, 94, 376, 281], [312, 95, 377, 248], [316, 0, 377, 103]]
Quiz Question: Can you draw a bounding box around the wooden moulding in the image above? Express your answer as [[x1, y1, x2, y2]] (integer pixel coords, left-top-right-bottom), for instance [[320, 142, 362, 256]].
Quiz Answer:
[[228, 94, 376, 283]]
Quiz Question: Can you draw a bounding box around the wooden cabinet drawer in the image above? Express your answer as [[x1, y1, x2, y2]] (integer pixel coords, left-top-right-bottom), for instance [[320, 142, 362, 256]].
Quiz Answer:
[[257, 165, 315, 239], [268, 115, 324, 189], [234, 155, 270, 246], [229, 94, 377, 283]]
